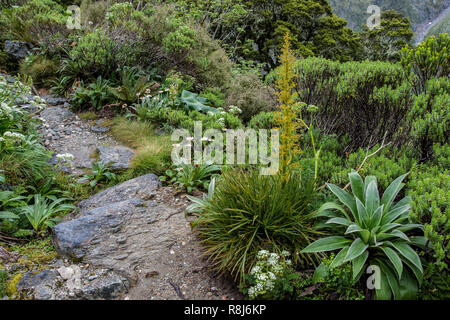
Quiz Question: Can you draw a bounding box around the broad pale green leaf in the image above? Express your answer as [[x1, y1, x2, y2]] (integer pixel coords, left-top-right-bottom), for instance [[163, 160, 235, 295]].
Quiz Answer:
[[364, 176, 377, 195], [390, 229, 410, 242], [369, 205, 384, 229], [365, 180, 380, 216], [313, 202, 349, 219], [381, 173, 408, 212], [349, 170, 364, 201], [398, 268, 419, 299], [381, 262, 401, 300], [312, 263, 328, 284], [381, 204, 410, 225], [330, 246, 350, 269], [360, 229, 371, 243], [345, 224, 363, 234], [379, 223, 402, 234], [408, 236, 428, 250], [355, 197, 367, 227], [390, 196, 411, 211], [380, 246, 403, 279], [0, 210, 19, 219], [326, 217, 352, 227], [301, 236, 352, 253], [352, 250, 368, 281], [375, 268, 392, 300], [397, 224, 424, 233], [326, 183, 357, 219], [388, 241, 423, 274], [344, 238, 369, 262]]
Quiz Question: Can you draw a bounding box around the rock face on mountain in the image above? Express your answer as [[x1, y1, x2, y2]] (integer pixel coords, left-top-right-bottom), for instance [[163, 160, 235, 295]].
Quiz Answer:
[[329, 0, 450, 31]]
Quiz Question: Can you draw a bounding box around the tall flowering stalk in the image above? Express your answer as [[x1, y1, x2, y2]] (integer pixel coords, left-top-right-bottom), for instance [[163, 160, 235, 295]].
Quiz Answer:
[[274, 33, 303, 181]]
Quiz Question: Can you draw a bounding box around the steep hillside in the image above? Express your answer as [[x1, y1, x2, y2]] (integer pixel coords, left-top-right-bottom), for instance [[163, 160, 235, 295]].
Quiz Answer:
[[329, 0, 449, 32]]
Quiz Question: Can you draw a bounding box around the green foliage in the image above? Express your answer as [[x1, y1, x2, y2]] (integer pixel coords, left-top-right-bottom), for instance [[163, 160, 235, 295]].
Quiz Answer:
[[302, 171, 426, 300], [19, 194, 74, 235], [400, 34, 450, 94], [328, 0, 447, 32], [71, 77, 115, 111], [330, 146, 417, 190], [249, 112, 276, 130], [188, 168, 321, 282], [0, 0, 68, 45], [81, 161, 117, 188], [163, 25, 196, 54], [180, 90, 218, 114], [200, 88, 225, 108], [19, 54, 59, 88], [307, 253, 365, 300], [409, 165, 449, 272], [360, 10, 414, 62], [109, 66, 151, 105], [242, 250, 299, 300], [406, 77, 450, 161], [68, 29, 118, 81], [161, 164, 221, 194], [0, 190, 26, 220], [268, 57, 412, 150], [226, 72, 277, 123], [0, 269, 7, 297]]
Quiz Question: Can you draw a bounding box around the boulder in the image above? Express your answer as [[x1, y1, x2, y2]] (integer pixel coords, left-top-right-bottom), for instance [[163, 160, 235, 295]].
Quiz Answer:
[[4, 40, 33, 60], [77, 174, 160, 210], [52, 199, 145, 260], [96, 145, 134, 170]]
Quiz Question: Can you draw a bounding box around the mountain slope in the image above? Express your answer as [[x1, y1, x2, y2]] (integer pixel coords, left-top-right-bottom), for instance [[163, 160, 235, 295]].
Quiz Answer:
[[329, 0, 450, 32]]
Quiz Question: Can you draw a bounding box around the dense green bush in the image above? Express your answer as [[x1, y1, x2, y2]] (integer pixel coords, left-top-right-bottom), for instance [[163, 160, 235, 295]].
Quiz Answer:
[[0, 0, 68, 45], [249, 112, 276, 130], [407, 77, 450, 162], [268, 57, 413, 150], [401, 33, 450, 94], [19, 54, 59, 87], [409, 164, 449, 272], [188, 169, 321, 282], [225, 72, 277, 123]]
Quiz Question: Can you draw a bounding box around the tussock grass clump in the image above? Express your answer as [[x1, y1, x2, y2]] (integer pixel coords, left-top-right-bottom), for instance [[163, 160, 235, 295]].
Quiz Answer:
[[191, 168, 322, 283], [109, 117, 172, 176]]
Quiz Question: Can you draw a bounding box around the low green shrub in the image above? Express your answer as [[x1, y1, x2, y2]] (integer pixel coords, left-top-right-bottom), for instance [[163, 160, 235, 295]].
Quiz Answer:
[[407, 77, 450, 162], [19, 54, 59, 88], [161, 164, 221, 194], [249, 112, 276, 130], [400, 33, 450, 94], [71, 77, 115, 111], [225, 72, 277, 123]]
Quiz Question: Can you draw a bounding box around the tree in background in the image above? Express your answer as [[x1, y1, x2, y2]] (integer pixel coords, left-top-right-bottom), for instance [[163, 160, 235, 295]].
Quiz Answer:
[[360, 9, 414, 62]]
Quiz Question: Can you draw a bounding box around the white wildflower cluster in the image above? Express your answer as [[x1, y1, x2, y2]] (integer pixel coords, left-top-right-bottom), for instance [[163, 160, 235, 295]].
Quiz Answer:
[[228, 105, 242, 115], [3, 131, 25, 141], [247, 250, 292, 299], [55, 153, 74, 167], [0, 102, 23, 121]]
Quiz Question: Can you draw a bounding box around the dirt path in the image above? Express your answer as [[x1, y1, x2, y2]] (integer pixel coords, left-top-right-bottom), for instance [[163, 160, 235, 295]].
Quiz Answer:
[[27, 98, 242, 300]]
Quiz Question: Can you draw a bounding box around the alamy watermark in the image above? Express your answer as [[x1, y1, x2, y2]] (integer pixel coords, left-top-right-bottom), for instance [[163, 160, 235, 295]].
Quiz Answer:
[[367, 5, 381, 30], [171, 122, 280, 175]]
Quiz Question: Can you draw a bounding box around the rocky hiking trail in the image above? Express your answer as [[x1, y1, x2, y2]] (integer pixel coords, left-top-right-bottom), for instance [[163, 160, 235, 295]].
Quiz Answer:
[[15, 97, 240, 300]]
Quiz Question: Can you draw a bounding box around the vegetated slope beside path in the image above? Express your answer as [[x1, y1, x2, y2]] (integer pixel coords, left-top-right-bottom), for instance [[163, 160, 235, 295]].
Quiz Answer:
[[23, 100, 240, 300]]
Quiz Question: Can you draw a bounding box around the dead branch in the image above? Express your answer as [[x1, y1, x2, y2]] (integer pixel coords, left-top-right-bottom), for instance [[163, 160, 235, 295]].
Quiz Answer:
[[342, 132, 392, 191]]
